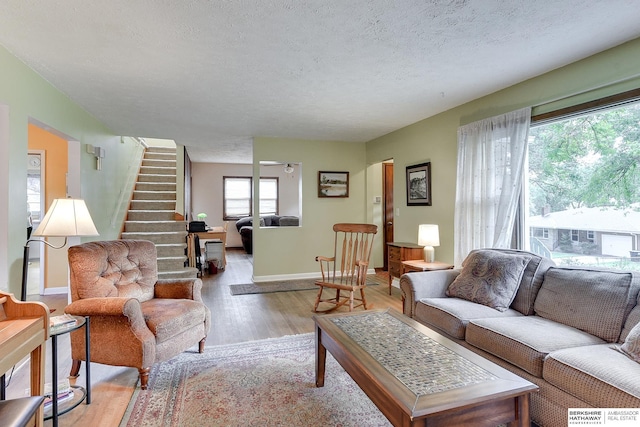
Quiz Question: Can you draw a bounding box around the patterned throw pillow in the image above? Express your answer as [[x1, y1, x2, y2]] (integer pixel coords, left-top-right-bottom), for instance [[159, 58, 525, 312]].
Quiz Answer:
[[446, 250, 529, 312], [621, 322, 640, 363]]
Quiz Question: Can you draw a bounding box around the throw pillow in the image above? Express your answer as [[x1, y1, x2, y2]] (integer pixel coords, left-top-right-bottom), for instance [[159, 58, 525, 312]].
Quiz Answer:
[[446, 250, 528, 312], [621, 322, 640, 363]]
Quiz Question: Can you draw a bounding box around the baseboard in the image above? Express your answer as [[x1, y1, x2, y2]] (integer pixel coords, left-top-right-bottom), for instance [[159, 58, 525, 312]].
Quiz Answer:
[[43, 286, 68, 295], [252, 268, 377, 283]]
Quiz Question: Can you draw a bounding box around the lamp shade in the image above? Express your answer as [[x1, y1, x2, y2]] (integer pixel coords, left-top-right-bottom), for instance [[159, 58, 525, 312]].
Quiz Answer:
[[418, 224, 440, 247], [32, 198, 99, 237]]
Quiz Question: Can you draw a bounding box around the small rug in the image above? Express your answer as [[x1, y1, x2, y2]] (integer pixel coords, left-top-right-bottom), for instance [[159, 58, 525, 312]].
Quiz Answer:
[[229, 276, 382, 295], [120, 333, 391, 427]]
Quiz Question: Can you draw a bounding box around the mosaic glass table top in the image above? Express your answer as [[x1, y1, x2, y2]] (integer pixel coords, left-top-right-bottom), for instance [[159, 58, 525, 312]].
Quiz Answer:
[[330, 311, 498, 396]]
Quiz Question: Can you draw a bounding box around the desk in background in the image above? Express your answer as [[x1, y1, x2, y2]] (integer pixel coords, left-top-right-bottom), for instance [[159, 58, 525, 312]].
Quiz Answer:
[[187, 226, 227, 270]]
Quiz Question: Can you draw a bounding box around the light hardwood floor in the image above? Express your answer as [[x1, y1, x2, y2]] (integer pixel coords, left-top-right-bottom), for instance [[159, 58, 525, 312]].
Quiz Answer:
[[7, 248, 402, 426]]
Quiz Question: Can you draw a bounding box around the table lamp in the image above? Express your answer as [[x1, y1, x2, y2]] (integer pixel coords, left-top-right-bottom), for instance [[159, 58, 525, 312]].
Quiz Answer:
[[21, 198, 99, 301], [418, 224, 440, 263]]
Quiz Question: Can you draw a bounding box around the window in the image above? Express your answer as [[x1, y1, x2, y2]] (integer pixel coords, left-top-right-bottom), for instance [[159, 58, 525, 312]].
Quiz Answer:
[[223, 176, 279, 220], [259, 178, 278, 216], [531, 228, 549, 239], [524, 90, 640, 268], [571, 230, 579, 242]]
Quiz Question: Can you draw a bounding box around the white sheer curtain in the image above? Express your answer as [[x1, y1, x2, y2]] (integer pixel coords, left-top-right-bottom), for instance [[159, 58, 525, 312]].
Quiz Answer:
[[453, 107, 531, 266]]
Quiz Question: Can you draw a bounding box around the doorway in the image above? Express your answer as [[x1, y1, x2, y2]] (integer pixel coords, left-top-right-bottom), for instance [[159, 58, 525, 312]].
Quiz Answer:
[[27, 150, 45, 295], [26, 120, 80, 297], [383, 161, 393, 270]]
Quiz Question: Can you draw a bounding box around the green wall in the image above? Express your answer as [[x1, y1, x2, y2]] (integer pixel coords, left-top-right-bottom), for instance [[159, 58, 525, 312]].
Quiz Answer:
[[252, 137, 368, 279], [0, 45, 138, 295], [366, 37, 640, 265]]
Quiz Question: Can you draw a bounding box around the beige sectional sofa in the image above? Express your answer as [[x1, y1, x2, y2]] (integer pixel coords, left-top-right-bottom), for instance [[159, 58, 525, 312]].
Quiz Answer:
[[400, 248, 640, 427]]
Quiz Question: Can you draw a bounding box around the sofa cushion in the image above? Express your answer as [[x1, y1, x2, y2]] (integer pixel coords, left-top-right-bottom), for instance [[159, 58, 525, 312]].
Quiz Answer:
[[534, 267, 640, 343], [279, 216, 299, 226], [455, 249, 554, 315], [262, 215, 278, 226], [466, 316, 605, 377], [544, 344, 640, 408], [235, 216, 253, 231], [620, 292, 640, 342], [621, 321, 640, 363], [415, 298, 522, 339], [446, 250, 528, 311]]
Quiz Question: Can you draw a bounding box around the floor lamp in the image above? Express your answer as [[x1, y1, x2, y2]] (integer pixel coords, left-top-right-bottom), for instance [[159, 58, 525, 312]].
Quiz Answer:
[[21, 198, 99, 301]]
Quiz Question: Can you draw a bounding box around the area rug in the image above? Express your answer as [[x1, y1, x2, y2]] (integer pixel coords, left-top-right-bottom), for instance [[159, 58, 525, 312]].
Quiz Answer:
[[229, 275, 382, 295], [119, 333, 391, 427]]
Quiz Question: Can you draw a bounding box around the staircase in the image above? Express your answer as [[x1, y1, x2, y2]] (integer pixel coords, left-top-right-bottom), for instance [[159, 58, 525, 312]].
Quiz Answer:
[[121, 146, 198, 279]]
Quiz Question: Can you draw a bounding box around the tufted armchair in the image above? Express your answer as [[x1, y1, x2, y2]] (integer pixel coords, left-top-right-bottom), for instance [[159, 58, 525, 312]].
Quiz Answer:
[[64, 240, 211, 389]]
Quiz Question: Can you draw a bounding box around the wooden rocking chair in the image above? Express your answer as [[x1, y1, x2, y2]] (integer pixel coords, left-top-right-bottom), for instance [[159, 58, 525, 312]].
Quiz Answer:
[[313, 223, 378, 313]]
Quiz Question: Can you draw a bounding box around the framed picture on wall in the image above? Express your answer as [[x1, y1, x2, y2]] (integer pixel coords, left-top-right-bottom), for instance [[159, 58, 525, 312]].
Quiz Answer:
[[318, 171, 349, 198], [406, 162, 431, 206]]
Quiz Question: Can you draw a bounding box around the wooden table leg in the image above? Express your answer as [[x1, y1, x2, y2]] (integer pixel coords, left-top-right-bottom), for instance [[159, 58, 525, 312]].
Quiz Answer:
[[315, 326, 326, 387], [507, 394, 530, 427], [30, 344, 45, 427]]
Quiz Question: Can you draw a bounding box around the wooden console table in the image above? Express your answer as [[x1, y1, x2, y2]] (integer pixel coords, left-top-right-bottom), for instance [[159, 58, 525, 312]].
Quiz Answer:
[[387, 242, 424, 294], [0, 291, 49, 427]]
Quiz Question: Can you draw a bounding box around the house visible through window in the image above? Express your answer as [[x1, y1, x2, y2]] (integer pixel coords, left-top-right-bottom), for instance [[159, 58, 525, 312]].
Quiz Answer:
[[571, 230, 579, 242], [524, 93, 640, 269], [223, 176, 279, 220]]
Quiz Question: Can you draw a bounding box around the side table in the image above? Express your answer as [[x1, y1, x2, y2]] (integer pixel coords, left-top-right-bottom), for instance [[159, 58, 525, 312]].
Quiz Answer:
[[46, 316, 90, 427], [401, 260, 454, 275], [400, 260, 454, 313]]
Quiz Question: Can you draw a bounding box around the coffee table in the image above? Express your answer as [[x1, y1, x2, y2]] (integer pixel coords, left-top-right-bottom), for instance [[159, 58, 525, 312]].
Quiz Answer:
[[314, 309, 537, 427]]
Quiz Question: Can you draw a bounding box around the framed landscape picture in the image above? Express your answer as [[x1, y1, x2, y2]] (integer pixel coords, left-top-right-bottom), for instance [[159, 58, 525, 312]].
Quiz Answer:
[[406, 162, 431, 206], [318, 171, 349, 198]]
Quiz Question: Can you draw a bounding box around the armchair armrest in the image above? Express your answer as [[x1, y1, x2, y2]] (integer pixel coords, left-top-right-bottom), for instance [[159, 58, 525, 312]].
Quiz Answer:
[[400, 269, 461, 318], [154, 278, 203, 301], [315, 256, 336, 281], [65, 297, 146, 320], [65, 297, 155, 367]]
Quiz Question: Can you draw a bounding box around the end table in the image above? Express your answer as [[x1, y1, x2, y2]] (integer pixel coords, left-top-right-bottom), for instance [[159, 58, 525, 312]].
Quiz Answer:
[[46, 315, 90, 427], [400, 260, 454, 313], [401, 260, 454, 275]]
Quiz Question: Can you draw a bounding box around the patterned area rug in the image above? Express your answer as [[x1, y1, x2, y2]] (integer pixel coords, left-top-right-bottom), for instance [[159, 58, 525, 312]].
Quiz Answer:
[[120, 334, 391, 426], [229, 275, 382, 295]]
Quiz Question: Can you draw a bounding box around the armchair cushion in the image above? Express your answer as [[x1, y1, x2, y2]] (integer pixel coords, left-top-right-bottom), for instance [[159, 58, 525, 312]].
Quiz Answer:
[[142, 299, 209, 344], [68, 240, 157, 302]]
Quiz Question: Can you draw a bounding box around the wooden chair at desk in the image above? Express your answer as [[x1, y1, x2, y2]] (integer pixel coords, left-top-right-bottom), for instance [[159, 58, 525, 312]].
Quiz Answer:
[[0, 291, 49, 427]]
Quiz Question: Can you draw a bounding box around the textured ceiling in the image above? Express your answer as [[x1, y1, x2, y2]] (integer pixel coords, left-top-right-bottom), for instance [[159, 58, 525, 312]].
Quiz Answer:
[[2, 1, 640, 163]]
